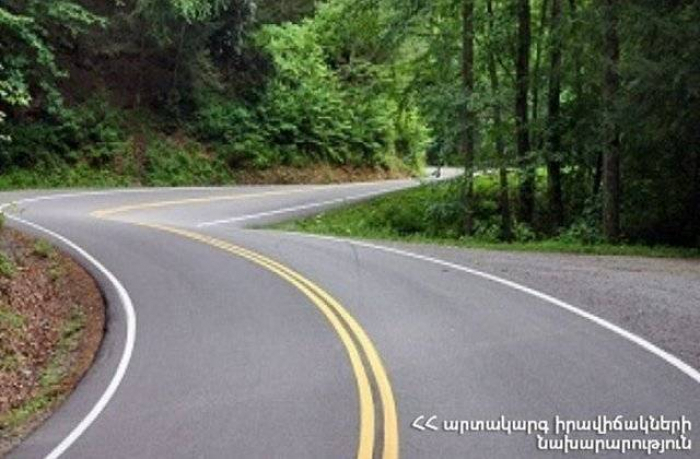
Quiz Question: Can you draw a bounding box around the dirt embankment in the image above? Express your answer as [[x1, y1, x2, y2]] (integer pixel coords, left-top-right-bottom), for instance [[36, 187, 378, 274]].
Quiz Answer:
[[0, 227, 105, 456]]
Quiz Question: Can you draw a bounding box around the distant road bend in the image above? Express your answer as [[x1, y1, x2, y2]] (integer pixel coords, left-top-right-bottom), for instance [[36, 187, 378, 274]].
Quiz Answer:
[[2, 173, 698, 458]]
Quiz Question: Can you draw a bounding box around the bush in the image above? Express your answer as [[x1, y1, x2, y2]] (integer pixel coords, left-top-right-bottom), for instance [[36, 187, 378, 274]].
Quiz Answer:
[[0, 251, 15, 278], [1, 96, 126, 170], [193, 19, 429, 171], [143, 138, 231, 186]]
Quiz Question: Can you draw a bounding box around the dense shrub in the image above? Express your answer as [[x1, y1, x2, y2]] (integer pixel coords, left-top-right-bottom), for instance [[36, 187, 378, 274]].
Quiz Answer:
[[1, 96, 126, 169], [143, 138, 231, 186], [194, 19, 428, 171]]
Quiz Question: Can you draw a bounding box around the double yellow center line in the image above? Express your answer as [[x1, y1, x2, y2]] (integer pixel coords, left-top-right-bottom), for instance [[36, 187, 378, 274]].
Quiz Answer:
[[92, 189, 399, 459]]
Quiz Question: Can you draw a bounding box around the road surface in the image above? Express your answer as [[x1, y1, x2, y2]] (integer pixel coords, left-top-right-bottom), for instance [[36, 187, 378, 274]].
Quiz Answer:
[[2, 176, 698, 458]]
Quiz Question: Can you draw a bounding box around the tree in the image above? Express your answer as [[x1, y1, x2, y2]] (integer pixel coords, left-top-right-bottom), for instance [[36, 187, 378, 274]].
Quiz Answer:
[[515, 0, 534, 225], [257, 0, 315, 23], [546, 0, 564, 230], [128, 0, 255, 111], [601, 0, 620, 241], [461, 0, 476, 234], [0, 1, 103, 118], [486, 0, 513, 241], [530, 0, 549, 152]]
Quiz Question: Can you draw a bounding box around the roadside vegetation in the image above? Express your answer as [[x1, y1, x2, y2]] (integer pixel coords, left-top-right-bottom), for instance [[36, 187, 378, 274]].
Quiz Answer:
[[0, 0, 428, 189], [1, 0, 698, 249], [279, 178, 700, 258], [0, 223, 104, 454]]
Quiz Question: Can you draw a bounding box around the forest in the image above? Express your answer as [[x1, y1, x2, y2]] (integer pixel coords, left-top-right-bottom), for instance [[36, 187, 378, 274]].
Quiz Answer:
[[1, 0, 699, 249]]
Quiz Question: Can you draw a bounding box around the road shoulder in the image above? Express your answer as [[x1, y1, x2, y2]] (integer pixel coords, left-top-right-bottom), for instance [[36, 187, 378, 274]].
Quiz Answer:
[[374, 240, 700, 372], [0, 228, 105, 455]]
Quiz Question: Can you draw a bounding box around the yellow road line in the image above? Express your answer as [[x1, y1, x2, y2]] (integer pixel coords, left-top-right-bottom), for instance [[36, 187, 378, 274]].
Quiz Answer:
[[90, 181, 377, 218], [204, 232, 400, 459], [93, 193, 400, 458], [293, 271, 399, 459], [138, 223, 388, 459], [91, 187, 326, 218]]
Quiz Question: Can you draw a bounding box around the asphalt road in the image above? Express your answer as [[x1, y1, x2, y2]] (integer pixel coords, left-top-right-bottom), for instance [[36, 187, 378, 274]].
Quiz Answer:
[[2, 175, 698, 458]]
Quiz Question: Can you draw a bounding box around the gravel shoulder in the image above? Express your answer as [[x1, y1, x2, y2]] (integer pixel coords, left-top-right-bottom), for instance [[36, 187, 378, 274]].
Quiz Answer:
[[380, 241, 700, 371]]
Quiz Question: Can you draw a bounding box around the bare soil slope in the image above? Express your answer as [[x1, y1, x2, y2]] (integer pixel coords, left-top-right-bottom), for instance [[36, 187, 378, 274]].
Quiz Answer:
[[0, 228, 105, 456]]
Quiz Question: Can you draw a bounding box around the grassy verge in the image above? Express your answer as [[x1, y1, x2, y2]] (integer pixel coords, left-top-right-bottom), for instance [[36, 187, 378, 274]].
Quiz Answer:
[[274, 179, 700, 259]]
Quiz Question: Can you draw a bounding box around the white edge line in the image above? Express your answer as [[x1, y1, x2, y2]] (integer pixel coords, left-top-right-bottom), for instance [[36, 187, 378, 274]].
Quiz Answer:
[[0, 181, 414, 457], [1, 208, 136, 459], [281, 232, 700, 385], [196, 188, 400, 227], [5, 179, 418, 210], [0, 181, 429, 457]]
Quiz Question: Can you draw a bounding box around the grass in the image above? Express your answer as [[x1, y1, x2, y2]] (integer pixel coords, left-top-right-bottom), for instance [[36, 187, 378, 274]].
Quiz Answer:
[[33, 239, 64, 282], [0, 251, 16, 278], [0, 306, 25, 373], [0, 306, 25, 330], [0, 353, 21, 372], [0, 395, 55, 430], [274, 178, 700, 259], [39, 307, 86, 390], [33, 240, 56, 259]]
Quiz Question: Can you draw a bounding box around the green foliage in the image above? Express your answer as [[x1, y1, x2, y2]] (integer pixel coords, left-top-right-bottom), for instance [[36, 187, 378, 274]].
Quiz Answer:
[[0, 121, 232, 189], [256, 0, 316, 24], [33, 239, 55, 259], [287, 181, 464, 239], [280, 180, 700, 258], [0, 306, 25, 330], [143, 137, 231, 186], [0, 1, 104, 120], [1, 95, 127, 169], [1, 0, 697, 250], [283, 174, 616, 245], [194, 17, 428, 170], [0, 164, 131, 190], [0, 251, 16, 278], [194, 97, 268, 167], [2, 0, 426, 189]]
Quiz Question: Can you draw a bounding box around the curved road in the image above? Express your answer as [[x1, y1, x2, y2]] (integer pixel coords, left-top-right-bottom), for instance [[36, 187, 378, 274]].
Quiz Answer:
[[3, 177, 698, 458]]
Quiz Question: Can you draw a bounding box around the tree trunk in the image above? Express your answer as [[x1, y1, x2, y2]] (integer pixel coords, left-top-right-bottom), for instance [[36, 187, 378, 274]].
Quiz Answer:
[[692, 149, 700, 247], [531, 0, 549, 151], [136, 31, 146, 108], [516, 0, 534, 225], [593, 151, 603, 196], [461, 0, 476, 235], [568, 0, 583, 99], [568, 0, 589, 191], [546, 0, 564, 231], [487, 0, 513, 241], [602, 0, 621, 242]]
